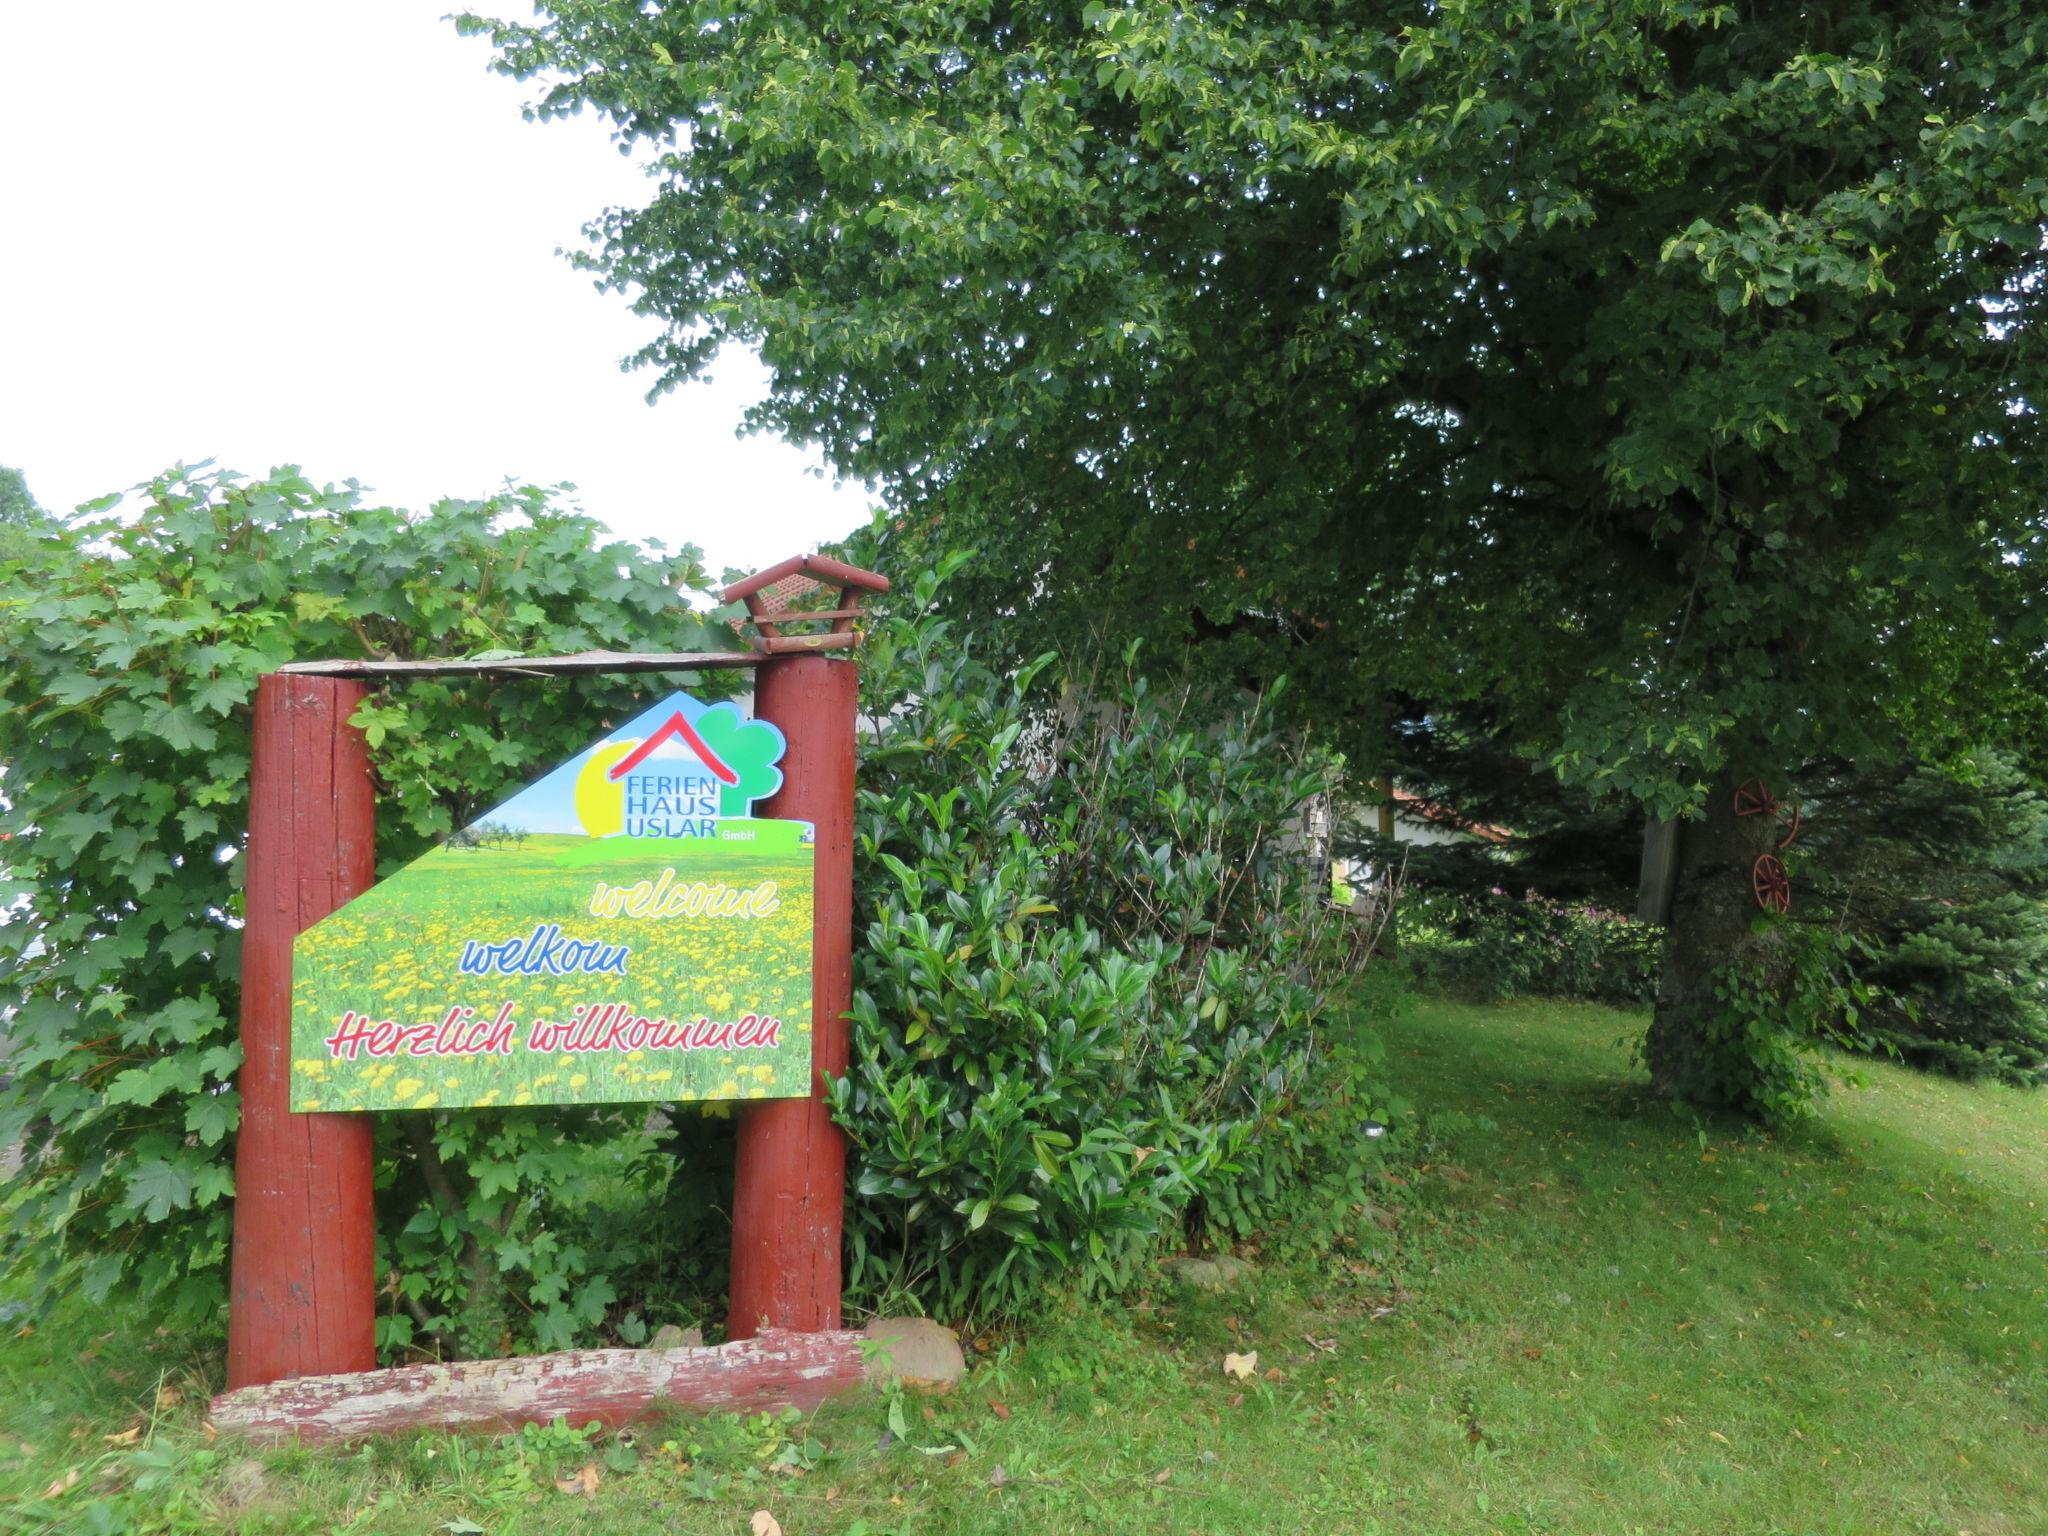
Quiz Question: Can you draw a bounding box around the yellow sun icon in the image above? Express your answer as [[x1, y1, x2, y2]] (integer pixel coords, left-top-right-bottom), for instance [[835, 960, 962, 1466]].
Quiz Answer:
[[573, 740, 635, 837]]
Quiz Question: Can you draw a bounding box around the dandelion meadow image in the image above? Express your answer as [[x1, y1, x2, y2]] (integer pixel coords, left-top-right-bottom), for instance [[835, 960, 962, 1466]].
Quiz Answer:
[[289, 691, 816, 1112]]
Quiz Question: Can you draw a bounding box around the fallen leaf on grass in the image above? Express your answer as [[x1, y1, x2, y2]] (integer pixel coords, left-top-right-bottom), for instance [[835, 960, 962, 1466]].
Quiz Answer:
[[751, 1512, 784, 1536], [154, 1385, 182, 1410], [1153, 1468, 1172, 1485], [554, 1462, 601, 1497], [1521, 1348, 1543, 1360], [1222, 1351, 1258, 1381], [439, 1522, 487, 1535], [989, 1401, 1011, 1420], [1303, 1335, 1338, 1356], [102, 1427, 142, 1447], [42, 1469, 80, 1499], [989, 1464, 1011, 1488], [1262, 1367, 1284, 1382]]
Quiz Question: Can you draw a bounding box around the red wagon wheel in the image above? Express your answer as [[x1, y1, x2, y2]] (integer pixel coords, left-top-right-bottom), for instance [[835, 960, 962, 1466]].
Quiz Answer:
[[1732, 778, 1778, 819], [1734, 778, 1802, 848], [1751, 853, 1792, 914], [1773, 798, 1802, 848]]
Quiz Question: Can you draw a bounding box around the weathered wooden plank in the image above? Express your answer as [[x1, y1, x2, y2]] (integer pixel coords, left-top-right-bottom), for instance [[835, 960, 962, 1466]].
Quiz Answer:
[[754, 631, 861, 654], [277, 650, 764, 679], [210, 1329, 871, 1444]]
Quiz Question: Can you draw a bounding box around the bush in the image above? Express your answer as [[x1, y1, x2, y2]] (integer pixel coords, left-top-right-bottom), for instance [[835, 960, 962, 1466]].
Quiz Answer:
[[1666, 926, 1880, 1124], [832, 567, 1390, 1320], [0, 467, 739, 1353], [1404, 894, 1662, 1008]]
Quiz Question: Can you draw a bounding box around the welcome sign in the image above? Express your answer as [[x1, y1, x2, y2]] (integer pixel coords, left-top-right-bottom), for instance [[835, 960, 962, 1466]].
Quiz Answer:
[[289, 691, 814, 1112]]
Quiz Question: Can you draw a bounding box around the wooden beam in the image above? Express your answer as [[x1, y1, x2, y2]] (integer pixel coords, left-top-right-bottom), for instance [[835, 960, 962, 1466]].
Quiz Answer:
[[278, 650, 764, 679], [755, 632, 861, 654], [728, 656, 856, 1338], [226, 675, 379, 1389], [210, 1329, 874, 1444], [724, 554, 890, 605]]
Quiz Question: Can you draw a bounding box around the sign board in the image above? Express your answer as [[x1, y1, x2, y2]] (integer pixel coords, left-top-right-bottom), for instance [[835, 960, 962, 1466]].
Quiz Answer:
[[289, 691, 814, 1111]]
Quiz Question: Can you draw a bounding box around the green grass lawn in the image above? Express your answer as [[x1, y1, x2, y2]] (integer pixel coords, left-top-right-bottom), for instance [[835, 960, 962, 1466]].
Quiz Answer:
[[2, 997, 2041, 1534]]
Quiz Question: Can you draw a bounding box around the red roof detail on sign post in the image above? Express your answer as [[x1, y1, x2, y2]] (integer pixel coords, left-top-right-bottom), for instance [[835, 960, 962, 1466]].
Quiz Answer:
[[606, 711, 740, 786]]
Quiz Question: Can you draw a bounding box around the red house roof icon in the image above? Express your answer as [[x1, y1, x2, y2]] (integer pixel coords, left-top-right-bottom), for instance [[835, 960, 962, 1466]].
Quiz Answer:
[[605, 711, 739, 786]]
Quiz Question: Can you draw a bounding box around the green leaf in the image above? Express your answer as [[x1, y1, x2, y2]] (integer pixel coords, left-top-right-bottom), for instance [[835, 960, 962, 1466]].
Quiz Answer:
[[186, 1092, 238, 1146], [123, 1159, 196, 1222]]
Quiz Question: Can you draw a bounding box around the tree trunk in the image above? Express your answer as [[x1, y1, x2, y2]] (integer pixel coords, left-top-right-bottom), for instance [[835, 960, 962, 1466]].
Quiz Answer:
[[1646, 772, 1782, 1106]]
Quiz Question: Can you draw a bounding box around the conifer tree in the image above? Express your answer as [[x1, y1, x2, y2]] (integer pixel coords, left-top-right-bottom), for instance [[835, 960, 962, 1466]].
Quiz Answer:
[[1804, 754, 2048, 1083]]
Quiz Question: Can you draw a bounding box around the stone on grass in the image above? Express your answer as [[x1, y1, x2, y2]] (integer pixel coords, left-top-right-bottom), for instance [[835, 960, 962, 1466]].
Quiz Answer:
[[1161, 1254, 1254, 1290], [862, 1317, 965, 1394]]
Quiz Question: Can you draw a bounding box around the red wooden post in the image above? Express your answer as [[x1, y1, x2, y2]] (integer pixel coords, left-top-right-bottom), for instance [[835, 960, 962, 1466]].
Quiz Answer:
[[226, 674, 380, 1389], [727, 654, 858, 1338]]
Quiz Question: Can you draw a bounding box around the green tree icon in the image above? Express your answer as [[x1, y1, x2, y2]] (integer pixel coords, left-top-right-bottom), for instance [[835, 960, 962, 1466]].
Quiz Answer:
[[694, 703, 785, 815]]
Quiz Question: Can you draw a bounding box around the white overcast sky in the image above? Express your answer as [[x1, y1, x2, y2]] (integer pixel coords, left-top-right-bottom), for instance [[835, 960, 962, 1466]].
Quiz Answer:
[[0, 1, 873, 578]]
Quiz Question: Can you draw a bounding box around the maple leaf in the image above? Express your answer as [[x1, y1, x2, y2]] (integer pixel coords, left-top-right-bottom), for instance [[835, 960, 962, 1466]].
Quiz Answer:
[[122, 1160, 194, 1222]]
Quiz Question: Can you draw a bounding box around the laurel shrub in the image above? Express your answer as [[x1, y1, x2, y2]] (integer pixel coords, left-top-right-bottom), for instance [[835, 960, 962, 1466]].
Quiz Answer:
[[835, 561, 1389, 1320]]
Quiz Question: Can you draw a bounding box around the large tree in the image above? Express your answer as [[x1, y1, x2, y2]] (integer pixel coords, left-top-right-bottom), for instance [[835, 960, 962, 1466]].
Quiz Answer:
[[0, 464, 47, 564], [465, 1, 2047, 1112]]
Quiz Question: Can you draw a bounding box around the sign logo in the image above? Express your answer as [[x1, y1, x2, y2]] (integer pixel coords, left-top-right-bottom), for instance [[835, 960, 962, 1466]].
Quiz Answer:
[[289, 691, 813, 1113], [572, 698, 785, 839]]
